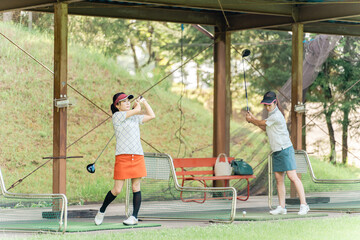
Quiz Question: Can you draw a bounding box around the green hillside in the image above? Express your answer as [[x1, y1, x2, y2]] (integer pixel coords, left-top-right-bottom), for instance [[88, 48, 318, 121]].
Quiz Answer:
[[0, 22, 270, 203]]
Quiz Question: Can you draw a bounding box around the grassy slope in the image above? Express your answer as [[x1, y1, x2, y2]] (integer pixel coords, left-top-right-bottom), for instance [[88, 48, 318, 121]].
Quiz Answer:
[[0, 22, 269, 203], [1, 22, 359, 204]]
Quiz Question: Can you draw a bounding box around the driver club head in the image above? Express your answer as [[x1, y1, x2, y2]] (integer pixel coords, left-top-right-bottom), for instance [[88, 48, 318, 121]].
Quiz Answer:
[[242, 49, 251, 58], [86, 163, 95, 174]]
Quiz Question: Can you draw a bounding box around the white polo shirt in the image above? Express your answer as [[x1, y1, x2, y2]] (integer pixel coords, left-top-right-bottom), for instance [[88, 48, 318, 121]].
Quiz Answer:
[[112, 111, 144, 156], [265, 106, 292, 152]]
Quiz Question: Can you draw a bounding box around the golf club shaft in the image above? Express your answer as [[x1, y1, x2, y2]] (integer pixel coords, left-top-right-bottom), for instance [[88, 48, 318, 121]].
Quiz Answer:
[[93, 134, 115, 164], [243, 59, 249, 111]]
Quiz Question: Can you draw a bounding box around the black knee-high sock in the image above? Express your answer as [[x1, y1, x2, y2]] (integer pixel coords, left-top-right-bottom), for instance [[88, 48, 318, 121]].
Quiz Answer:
[[132, 191, 141, 218], [100, 191, 116, 213]]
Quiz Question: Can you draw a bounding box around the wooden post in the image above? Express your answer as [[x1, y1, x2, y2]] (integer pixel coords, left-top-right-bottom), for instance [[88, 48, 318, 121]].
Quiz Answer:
[[290, 23, 303, 198], [53, 3, 68, 195], [213, 26, 231, 157], [213, 26, 231, 188]]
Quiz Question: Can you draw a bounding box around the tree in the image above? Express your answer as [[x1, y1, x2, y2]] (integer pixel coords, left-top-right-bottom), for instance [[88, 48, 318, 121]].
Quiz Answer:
[[231, 30, 292, 95], [334, 37, 360, 164], [307, 59, 337, 164], [308, 36, 360, 164]]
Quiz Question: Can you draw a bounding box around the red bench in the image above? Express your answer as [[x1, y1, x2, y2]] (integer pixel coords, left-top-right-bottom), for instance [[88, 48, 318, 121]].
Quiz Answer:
[[173, 157, 256, 203]]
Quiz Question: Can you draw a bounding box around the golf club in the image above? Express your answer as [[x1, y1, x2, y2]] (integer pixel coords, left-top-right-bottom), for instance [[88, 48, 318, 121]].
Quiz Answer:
[[241, 49, 251, 111], [87, 96, 142, 173], [86, 134, 115, 173]]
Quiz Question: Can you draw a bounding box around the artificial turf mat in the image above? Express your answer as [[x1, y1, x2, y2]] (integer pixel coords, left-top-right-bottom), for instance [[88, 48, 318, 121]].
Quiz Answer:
[[0, 221, 161, 232], [286, 200, 360, 212], [234, 212, 328, 221], [140, 210, 327, 222]]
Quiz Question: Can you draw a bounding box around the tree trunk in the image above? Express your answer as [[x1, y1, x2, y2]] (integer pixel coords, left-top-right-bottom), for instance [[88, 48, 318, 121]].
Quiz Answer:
[[146, 23, 153, 65], [342, 106, 350, 164], [341, 37, 352, 165], [324, 108, 336, 164], [130, 41, 139, 72], [28, 12, 33, 30], [196, 62, 200, 89]]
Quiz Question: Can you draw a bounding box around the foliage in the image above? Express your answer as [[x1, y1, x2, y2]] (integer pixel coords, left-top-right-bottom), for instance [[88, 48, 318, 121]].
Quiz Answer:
[[230, 30, 292, 113], [0, 21, 268, 203], [231, 30, 292, 93], [308, 36, 360, 164]]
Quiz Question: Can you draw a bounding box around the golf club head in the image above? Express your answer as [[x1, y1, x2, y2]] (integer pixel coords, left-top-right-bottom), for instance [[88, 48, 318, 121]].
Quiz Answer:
[[242, 49, 251, 58], [86, 163, 95, 174]]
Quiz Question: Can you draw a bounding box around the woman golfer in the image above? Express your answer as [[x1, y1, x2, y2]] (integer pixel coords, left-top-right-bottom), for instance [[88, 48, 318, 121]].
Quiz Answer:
[[245, 91, 309, 215], [95, 92, 155, 226]]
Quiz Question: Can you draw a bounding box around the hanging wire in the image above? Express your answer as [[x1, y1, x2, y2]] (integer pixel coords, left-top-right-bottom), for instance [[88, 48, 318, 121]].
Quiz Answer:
[[1, 30, 214, 189], [303, 78, 360, 129], [7, 156, 83, 191], [137, 42, 214, 97], [303, 78, 360, 163], [232, 42, 360, 163], [232, 45, 291, 103], [0, 31, 110, 117], [217, 0, 230, 28], [175, 24, 187, 158]]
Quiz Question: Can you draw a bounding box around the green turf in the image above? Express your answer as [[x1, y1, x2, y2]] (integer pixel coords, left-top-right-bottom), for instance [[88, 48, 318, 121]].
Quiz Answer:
[[140, 210, 327, 222], [233, 212, 328, 221], [285, 200, 360, 211], [0, 221, 161, 232]]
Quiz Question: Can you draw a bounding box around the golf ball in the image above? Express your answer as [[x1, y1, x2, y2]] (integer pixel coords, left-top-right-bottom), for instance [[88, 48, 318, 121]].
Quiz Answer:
[[242, 210, 246, 217]]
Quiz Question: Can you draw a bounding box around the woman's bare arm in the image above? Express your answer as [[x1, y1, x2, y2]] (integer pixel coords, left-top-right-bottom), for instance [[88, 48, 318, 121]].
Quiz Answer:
[[141, 98, 155, 123], [125, 100, 141, 118], [246, 111, 266, 131]]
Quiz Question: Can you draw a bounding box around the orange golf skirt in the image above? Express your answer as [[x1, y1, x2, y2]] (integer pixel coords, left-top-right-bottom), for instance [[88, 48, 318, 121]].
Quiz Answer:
[[113, 154, 147, 180]]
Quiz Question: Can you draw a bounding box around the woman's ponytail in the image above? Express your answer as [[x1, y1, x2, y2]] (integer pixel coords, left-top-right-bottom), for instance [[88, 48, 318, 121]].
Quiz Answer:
[[111, 92, 124, 114], [110, 103, 119, 114]]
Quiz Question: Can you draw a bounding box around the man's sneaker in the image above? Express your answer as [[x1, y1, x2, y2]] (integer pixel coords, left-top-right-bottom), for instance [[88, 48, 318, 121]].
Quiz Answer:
[[298, 204, 310, 215], [269, 206, 287, 215], [94, 211, 105, 225], [123, 216, 138, 225]]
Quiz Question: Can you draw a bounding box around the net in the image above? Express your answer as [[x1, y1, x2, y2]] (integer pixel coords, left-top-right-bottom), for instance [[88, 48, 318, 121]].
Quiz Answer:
[[278, 34, 341, 107], [268, 150, 360, 212], [126, 153, 237, 222], [0, 168, 67, 233]]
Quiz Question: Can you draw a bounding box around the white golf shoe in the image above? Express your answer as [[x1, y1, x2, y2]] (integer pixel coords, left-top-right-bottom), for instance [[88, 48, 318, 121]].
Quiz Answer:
[[94, 211, 105, 225], [123, 216, 138, 225], [269, 206, 287, 215], [298, 204, 310, 215]]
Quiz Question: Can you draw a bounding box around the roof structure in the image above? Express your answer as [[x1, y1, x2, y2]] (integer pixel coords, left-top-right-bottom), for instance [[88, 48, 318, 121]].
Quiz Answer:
[[1, 0, 360, 36]]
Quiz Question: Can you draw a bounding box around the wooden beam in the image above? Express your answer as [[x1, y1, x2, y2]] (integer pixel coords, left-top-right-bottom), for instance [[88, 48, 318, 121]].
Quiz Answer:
[[118, 0, 292, 16], [298, 3, 360, 23], [53, 2, 68, 196], [0, 0, 81, 13], [303, 22, 360, 37], [266, 21, 360, 37], [227, 14, 293, 31], [213, 26, 231, 157], [290, 23, 303, 198], [34, 2, 222, 26], [0, 0, 53, 12]]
